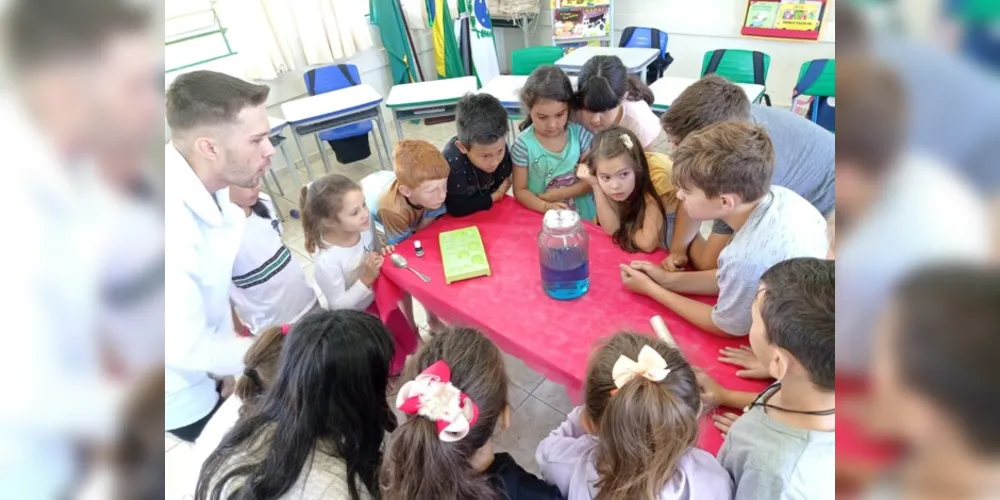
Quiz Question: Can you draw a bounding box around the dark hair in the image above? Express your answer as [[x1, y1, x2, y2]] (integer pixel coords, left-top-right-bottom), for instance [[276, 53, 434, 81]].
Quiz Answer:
[[196, 310, 396, 500], [299, 174, 363, 254], [659, 75, 751, 142], [2, 0, 149, 72], [456, 93, 510, 146], [585, 333, 700, 500], [518, 65, 575, 132], [836, 58, 907, 177], [758, 258, 835, 391], [115, 366, 165, 500], [234, 325, 286, 415], [379, 327, 508, 500], [250, 200, 272, 220], [166, 70, 270, 132], [588, 126, 665, 253], [894, 266, 1000, 455], [577, 55, 655, 112], [671, 121, 774, 202]]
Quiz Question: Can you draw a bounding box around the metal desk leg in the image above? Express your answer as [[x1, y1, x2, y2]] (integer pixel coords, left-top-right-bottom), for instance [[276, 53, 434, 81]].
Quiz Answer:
[[375, 113, 394, 171], [278, 142, 302, 188], [262, 176, 285, 220], [371, 122, 386, 171], [268, 168, 284, 196], [393, 110, 404, 141], [314, 134, 333, 174], [290, 132, 315, 181]]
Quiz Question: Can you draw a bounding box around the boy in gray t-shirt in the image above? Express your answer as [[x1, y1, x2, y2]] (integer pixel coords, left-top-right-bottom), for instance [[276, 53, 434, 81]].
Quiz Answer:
[[621, 121, 827, 337], [696, 258, 835, 500], [660, 75, 834, 272]]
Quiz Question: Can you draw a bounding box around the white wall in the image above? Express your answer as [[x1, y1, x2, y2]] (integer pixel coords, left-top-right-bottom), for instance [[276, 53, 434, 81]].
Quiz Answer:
[[495, 0, 836, 108]]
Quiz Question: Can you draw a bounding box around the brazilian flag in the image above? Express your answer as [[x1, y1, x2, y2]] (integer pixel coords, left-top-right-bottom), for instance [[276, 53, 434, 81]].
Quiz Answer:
[[427, 0, 465, 79]]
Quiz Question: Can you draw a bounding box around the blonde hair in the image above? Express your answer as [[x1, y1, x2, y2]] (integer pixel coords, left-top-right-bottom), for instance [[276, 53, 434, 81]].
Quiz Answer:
[[584, 332, 701, 500], [298, 174, 362, 254], [393, 140, 450, 189]]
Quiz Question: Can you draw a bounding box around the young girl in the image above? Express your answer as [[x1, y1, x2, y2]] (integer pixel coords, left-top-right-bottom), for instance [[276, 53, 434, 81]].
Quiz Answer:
[[536, 332, 733, 500], [379, 327, 562, 500], [300, 173, 417, 372], [578, 126, 667, 253], [197, 310, 398, 500], [575, 55, 662, 148], [230, 184, 319, 334], [511, 65, 597, 221], [193, 324, 287, 472]]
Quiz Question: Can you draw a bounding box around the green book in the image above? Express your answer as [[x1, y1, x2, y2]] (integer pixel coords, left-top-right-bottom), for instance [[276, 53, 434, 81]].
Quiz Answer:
[[439, 226, 492, 284]]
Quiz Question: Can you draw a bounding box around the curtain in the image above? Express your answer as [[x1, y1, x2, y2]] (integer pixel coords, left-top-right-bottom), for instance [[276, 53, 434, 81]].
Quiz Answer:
[[217, 0, 375, 81]]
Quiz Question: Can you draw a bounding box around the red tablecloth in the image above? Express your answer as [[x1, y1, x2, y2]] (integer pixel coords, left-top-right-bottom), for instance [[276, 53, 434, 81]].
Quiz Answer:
[[374, 198, 768, 454]]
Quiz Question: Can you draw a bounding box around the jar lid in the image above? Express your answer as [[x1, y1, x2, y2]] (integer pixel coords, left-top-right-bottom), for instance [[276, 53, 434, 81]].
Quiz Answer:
[[543, 209, 581, 231]]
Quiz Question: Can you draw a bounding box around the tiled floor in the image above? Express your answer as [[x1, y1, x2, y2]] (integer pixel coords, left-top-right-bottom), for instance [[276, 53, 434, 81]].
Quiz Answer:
[[167, 119, 666, 498]]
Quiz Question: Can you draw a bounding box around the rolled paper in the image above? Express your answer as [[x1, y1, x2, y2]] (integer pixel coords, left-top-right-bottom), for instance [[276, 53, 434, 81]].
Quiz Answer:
[[650, 315, 676, 346]]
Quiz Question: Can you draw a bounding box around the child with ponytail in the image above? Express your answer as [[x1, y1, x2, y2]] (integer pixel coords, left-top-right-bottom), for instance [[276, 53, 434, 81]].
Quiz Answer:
[[536, 332, 733, 500], [575, 55, 661, 148], [379, 327, 562, 500]]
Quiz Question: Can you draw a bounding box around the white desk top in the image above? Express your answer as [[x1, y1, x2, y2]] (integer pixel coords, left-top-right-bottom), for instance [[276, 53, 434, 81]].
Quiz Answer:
[[555, 47, 659, 72], [479, 75, 578, 107], [268, 117, 287, 134], [650, 76, 766, 111], [385, 76, 478, 108], [280, 84, 383, 124]]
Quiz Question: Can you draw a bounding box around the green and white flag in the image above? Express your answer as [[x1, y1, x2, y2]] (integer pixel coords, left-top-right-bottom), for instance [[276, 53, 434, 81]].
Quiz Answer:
[[456, 0, 500, 86]]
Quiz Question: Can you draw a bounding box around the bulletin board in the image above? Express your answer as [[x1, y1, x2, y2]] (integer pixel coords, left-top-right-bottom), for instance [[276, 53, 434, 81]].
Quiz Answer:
[[741, 0, 829, 41]]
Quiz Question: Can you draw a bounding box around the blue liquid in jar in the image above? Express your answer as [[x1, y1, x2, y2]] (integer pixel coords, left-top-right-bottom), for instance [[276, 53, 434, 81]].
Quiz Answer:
[[540, 248, 590, 300]]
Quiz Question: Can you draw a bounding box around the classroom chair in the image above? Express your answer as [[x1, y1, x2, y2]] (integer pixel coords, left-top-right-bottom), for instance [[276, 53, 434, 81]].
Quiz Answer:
[[701, 49, 772, 106], [794, 58, 835, 132], [619, 26, 674, 84], [511, 46, 565, 75], [303, 64, 373, 165]]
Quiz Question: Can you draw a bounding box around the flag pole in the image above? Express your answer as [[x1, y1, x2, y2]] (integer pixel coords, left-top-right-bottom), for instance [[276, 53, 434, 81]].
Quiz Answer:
[[397, 0, 425, 82]]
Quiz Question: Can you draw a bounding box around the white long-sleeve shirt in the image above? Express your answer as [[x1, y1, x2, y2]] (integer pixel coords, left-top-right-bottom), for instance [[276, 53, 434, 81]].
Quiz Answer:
[[313, 230, 376, 311], [164, 143, 253, 430]]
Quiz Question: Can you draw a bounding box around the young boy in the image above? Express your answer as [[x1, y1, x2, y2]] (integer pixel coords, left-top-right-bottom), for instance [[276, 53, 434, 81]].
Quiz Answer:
[[660, 75, 835, 271], [444, 93, 513, 217], [362, 139, 450, 245], [695, 257, 834, 500], [620, 121, 828, 337]]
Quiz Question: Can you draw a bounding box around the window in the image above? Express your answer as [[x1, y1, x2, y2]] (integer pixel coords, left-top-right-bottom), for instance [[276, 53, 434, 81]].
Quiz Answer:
[[165, 0, 236, 72]]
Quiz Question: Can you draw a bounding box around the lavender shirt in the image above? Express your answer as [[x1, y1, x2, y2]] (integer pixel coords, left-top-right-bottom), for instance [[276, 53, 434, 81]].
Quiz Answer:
[[536, 407, 734, 500]]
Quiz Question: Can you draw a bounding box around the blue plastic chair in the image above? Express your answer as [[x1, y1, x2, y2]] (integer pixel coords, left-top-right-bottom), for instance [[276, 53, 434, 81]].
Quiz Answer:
[[619, 27, 672, 84], [303, 64, 373, 143]]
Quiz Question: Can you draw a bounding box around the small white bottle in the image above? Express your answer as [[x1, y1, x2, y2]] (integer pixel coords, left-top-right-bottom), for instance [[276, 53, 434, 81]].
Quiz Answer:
[[414, 240, 424, 257]]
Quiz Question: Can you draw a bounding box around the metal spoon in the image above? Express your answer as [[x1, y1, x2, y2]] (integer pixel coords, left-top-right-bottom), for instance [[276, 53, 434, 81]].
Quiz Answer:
[[390, 253, 430, 283]]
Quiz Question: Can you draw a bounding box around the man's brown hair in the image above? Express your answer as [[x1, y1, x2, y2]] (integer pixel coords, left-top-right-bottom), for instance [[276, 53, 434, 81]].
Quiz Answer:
[[836, 58, 907, 176], [165, 70, 270, 132], [660, 75, 751, 141], [672, 121, 774, 202], [393, 139, 450, 188]]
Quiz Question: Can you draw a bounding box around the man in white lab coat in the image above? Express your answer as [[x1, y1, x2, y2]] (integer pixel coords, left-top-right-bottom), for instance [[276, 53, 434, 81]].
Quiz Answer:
[[164, 70, 275, 441]]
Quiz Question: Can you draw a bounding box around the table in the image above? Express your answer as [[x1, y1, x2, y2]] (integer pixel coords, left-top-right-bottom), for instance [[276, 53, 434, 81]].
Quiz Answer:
[[385, 76, 479, 140], [279, 84, 393, 175], [650, 76, 767, 114], [373, 198, 768, 454], [555, 47, 659, 76]]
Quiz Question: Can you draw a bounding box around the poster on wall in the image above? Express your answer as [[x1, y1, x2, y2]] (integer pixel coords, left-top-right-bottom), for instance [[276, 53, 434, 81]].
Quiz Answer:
[[741, 0, 828, 40]]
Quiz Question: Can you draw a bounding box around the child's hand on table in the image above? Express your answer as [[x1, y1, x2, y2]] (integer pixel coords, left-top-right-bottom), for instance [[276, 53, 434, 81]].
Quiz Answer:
[[628, 261, 674, 289], [544, 201, 570, 212], [693, 368, 730, 408], [662, 253, 689, 272], [576, 163, 597, 186], [361, 252, 384, 287], [718, 345, 771, 379], [380, 244, 396, 257], [620, 264, 659, 296], [492, 178, 512, 203]]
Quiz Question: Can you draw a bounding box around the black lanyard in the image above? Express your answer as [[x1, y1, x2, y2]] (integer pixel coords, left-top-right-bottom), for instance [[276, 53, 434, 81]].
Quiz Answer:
[[745, 382, 835, 416]]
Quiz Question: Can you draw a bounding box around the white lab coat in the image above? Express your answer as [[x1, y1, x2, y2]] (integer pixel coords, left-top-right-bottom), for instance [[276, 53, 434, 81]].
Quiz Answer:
[[164, 143, 253, 431]]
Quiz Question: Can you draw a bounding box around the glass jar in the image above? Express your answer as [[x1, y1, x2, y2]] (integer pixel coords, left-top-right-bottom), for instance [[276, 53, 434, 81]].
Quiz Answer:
[[538, 209, 590, 300]]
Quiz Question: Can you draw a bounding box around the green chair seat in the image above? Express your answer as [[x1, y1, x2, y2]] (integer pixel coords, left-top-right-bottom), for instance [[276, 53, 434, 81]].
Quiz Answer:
[[512, 46, 564, 76]]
